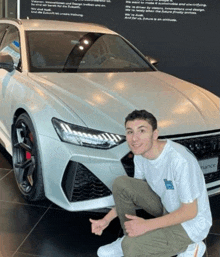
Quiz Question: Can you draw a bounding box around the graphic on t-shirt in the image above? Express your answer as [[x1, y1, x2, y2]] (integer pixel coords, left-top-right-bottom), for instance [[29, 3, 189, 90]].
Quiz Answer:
[[164, 179, 174, 190]]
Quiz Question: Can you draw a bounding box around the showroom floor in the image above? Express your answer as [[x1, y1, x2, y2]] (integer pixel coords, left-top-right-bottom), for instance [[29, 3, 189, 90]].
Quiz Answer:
[[0, 148, 220, 257]]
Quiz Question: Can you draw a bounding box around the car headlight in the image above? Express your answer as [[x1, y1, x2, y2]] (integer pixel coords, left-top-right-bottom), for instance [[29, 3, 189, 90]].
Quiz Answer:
[[52, 118, 126, 149]]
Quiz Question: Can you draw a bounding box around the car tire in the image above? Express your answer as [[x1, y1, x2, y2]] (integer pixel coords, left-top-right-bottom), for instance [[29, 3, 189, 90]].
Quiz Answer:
[[12, 113, 45, 201]]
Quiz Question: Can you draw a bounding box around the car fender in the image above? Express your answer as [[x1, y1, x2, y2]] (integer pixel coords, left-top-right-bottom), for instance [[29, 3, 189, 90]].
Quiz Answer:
[[1, 71, 84, 154]]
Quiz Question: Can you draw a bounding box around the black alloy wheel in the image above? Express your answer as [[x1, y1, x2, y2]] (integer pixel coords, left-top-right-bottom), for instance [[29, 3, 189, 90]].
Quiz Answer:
[[12, 113, 45, 201]]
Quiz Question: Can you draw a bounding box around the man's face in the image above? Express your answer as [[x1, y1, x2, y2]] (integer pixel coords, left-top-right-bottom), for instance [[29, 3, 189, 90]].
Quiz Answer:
[[125, 119, 158, 158]]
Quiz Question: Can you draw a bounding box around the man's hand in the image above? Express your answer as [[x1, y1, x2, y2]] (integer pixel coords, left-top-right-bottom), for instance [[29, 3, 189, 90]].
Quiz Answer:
[[90, 207, 117, 236], [89, 218, 110, 236], [124, 214, 154, 237]]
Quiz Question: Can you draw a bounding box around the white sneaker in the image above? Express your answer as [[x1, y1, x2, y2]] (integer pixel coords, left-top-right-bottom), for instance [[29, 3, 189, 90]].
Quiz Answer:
[[177, 241, 206, 257], [97, 237, 124, 257]]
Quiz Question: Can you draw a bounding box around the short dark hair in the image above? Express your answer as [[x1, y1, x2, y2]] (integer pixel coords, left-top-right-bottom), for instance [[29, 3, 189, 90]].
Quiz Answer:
[[125, 110, 157, 131]]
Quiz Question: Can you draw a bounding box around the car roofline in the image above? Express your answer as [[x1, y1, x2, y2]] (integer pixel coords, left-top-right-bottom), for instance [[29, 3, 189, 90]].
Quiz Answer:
[[0, 18, 22, 25], [0, 18, 115, 34]]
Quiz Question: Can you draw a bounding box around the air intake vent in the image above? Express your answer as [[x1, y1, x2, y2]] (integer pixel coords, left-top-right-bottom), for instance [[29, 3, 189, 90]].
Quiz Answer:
[[121, 152, 134, 177], [62, 161, 112, 202]]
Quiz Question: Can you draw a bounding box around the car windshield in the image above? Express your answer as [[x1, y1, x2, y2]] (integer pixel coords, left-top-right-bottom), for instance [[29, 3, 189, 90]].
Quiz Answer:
[[26, 31, 153, 73]]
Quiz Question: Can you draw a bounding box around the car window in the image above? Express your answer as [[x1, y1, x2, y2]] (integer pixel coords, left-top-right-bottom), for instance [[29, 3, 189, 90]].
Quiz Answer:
[[26, 31, 153, 73], [0, 25, 21, 70], [0, 24, 8, 45], [76, 34, 150, 71]]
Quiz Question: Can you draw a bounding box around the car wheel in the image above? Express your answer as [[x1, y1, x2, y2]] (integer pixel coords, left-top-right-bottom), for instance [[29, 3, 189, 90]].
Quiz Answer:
[[12, 113, 45, 201]]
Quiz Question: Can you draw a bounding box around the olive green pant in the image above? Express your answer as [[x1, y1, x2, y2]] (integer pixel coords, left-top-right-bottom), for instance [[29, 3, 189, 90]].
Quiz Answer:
[[112, 176, 193, 257]]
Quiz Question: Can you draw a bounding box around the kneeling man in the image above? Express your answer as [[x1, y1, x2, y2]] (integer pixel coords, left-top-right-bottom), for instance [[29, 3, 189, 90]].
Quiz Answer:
[[90, 109, 212, 257]]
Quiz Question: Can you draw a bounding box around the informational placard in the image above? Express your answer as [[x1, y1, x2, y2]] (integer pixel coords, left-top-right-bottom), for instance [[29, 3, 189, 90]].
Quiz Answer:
[[124, 0, 207, 22], [28, 0, 113, 19], [19, 0, 208, 23], [19, 0, 220, 96]]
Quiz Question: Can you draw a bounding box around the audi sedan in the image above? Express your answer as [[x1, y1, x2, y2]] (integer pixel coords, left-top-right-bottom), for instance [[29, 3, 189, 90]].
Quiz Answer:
[[0, 18, 220, 211]]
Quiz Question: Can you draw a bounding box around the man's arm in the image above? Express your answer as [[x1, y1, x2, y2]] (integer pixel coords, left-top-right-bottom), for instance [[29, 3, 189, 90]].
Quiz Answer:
[[103, 207, 118, 222], [125, 199, 198, 237]]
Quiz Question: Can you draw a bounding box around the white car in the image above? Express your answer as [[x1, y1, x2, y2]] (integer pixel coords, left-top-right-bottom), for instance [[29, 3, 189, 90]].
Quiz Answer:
[[0, 18, 220, 211]]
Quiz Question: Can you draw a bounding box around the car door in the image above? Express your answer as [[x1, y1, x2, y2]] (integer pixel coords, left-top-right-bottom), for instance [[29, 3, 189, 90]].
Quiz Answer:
[[0, 24, 21, 151]]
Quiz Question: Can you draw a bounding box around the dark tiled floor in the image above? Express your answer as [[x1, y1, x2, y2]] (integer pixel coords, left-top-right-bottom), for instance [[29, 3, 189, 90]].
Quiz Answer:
[[0, 148, 220, 257]]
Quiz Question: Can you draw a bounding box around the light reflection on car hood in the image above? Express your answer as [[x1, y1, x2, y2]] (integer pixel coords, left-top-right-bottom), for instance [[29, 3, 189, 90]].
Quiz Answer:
[[29, 71, 220, 136]]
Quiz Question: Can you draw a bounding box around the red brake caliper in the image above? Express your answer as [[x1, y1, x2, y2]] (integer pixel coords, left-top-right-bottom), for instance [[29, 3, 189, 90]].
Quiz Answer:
[[26, 133, 34, 186], [26, 133, 33, 159], [26, 152, 32, 160]]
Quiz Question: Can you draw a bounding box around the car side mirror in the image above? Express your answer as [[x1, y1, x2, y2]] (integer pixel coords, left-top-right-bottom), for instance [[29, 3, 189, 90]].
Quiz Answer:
[[146, 56, 159, 66], [0, 53, 15, 72]]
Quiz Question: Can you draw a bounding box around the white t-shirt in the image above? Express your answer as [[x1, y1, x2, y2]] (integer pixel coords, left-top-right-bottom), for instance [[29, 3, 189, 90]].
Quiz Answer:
[[134, 139, 212, 242]]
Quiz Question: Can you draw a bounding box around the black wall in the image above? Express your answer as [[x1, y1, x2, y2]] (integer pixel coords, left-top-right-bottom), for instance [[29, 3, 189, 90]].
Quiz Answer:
[[20, 0, 220, 96]]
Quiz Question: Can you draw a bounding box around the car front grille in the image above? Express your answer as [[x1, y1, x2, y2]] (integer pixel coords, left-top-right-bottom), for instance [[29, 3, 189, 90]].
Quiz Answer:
[[204, 171, 220, 184], [174, 135, 220, 159], [174, 134, 220, 184], [62, 161, 112, 202], [121, 133, 220, 186]]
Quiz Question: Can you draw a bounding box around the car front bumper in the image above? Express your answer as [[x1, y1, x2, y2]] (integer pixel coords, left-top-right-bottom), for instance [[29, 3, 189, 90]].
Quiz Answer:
[[38, 134, 130, 211]]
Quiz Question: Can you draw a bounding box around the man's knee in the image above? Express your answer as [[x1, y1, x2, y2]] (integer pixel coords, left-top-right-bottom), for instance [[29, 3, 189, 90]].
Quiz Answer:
[[112, 176, 130, 195]]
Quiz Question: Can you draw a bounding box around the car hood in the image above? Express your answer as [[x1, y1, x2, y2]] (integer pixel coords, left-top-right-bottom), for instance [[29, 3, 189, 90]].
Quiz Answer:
[[29, 71, 220, 136]]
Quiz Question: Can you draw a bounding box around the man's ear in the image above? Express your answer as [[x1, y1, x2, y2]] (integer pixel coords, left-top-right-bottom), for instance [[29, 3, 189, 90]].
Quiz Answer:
[[153, 129, 159, 140]]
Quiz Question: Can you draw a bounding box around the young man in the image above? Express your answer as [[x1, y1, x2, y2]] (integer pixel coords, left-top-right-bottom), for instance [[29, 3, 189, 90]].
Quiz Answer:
[[90, 110, 212, 257]]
